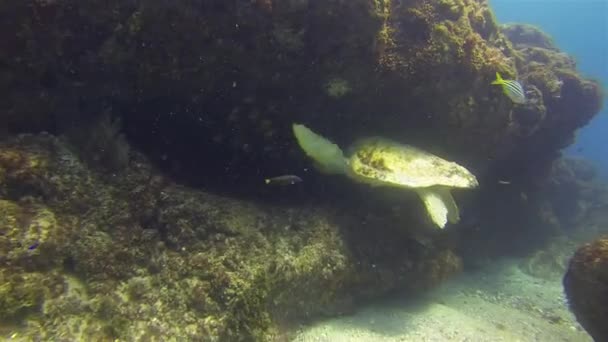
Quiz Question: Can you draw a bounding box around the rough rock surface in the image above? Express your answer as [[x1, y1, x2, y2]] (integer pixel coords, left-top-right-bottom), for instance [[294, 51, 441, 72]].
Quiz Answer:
[[0, 134, 462, 340], [1, 0, 602, 191], [457, 157, 608, 265], [563, 237, 608, 342], [0, 0, 605, 339]]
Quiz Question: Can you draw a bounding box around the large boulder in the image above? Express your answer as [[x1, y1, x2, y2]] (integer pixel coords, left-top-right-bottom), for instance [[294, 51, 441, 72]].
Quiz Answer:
[[1, 0, 602, 192], [0, 133, 462, 340], [563, 237, 608, 342]]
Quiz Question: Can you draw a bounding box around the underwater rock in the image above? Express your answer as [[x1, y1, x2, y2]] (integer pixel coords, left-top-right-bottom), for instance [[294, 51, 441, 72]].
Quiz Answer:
[[0, 133, 463, 340], [532, 157, 608, 241], [519, 236, 580, 280], [563, 237, 608, 342], [0, 199, 73, 270], [489, 24, 604, 186], [456, 155, 608, 267], [501, 23, 558, 50], [0, 0, 602, 194]]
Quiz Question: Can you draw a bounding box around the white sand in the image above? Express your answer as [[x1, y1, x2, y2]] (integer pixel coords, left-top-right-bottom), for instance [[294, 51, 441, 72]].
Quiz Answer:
[[292, 259, 591, 342]]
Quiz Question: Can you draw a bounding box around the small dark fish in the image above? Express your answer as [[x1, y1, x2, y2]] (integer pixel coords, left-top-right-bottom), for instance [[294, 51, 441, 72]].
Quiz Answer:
[[28, 242, 40, 250], [265, 175, 302, 185], [492, 72, 526, 104]]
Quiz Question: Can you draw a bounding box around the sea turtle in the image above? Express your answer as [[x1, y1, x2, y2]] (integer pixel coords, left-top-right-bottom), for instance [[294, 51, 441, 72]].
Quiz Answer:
[[292, 123, 478, 229]]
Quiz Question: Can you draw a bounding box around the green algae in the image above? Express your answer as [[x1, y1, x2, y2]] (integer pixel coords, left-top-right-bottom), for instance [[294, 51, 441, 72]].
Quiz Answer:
[[0, 271, 45, 320]]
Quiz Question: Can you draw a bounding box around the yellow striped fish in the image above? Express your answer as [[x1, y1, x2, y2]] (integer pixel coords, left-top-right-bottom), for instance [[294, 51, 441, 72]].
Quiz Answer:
[[491, 72, 526, 104]]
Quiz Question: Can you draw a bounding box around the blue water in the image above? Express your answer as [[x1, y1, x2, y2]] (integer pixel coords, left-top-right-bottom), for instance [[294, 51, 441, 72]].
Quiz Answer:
[[490, 0, 608, 177]]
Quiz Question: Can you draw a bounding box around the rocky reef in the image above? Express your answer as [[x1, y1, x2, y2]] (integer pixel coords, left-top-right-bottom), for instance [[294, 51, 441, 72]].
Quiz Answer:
[[491, 23, 603, 185], [514, 157, 608, 281], [2, 0, 603, 190], [0, 0, 605, 340], [458, 156, 608, 268], [0, 134, 462, 340], [563, 237, 608, 341]]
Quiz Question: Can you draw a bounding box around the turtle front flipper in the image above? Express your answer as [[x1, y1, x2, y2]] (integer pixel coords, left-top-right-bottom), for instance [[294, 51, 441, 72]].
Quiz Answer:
[[292, 124, 348, 175], [415, 187, 460, 228], [440, 188, 460, 224]]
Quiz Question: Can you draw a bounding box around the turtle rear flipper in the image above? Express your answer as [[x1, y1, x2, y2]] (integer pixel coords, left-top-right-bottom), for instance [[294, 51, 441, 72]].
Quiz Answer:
[[292, 124, 348, 175], [416, 187, 460, 228], [440, 188, 460, 224]]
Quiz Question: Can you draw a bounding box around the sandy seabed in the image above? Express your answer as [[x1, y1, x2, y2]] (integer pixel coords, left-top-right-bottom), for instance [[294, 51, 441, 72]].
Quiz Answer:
[[293, 259, 590, 342]]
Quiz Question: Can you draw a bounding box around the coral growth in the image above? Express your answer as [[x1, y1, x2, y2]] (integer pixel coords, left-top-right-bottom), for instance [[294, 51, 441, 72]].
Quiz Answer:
[[563, 237, 608, 342]]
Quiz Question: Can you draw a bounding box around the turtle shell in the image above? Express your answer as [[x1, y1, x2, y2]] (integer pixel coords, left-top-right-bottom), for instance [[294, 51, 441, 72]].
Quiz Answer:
[[348, 137, 478, 189]]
